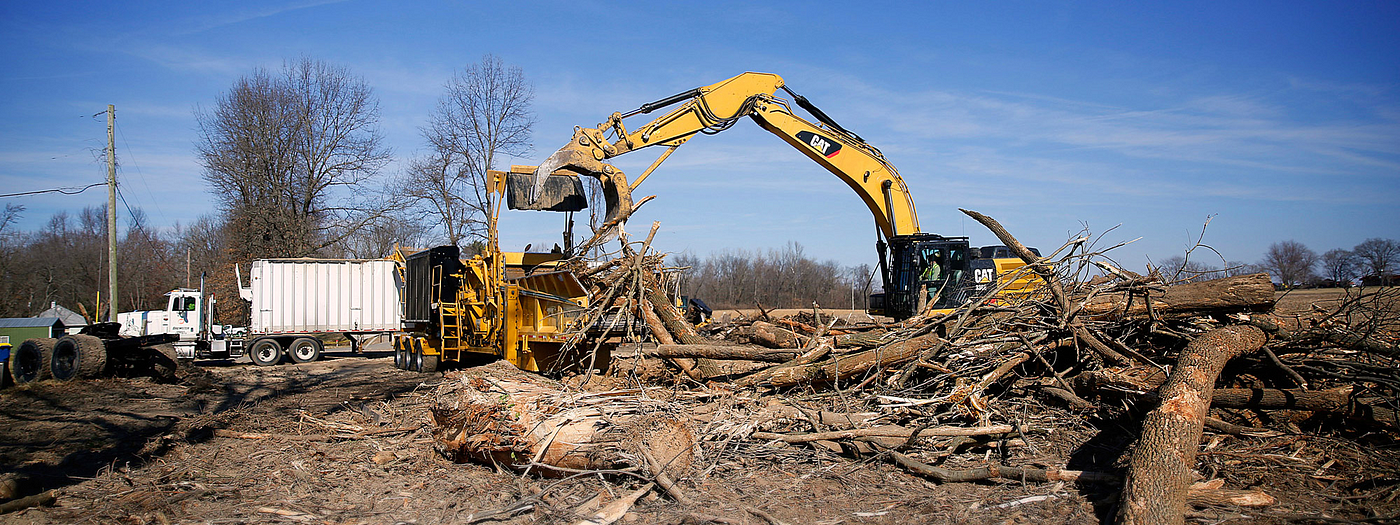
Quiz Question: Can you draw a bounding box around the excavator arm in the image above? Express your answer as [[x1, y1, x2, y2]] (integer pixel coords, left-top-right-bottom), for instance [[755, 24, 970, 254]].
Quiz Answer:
[[528, 72, 919, 240], [528, 72, 979, 319]]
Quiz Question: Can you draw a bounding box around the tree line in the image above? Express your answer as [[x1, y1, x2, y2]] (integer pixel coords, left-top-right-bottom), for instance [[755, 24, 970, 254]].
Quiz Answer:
[[1156, 238, 1399, 288], [671, 243, 875, 311]]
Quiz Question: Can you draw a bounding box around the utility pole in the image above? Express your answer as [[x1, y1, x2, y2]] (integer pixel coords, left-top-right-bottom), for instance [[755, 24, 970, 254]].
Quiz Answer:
[[106, 104, 118, 322]]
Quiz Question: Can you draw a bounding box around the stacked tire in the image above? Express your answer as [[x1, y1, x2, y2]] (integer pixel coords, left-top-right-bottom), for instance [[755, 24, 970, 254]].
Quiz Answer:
[[10, 338, 55, 384], [49, 335, 107, 381]]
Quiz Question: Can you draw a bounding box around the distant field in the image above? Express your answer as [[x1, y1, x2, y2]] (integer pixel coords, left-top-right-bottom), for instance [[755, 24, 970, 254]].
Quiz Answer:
[[1273, 287, 1355, 315]]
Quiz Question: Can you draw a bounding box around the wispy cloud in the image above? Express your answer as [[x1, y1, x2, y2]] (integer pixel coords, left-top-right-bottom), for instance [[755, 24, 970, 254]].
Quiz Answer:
[[173, 0, 350, 36]]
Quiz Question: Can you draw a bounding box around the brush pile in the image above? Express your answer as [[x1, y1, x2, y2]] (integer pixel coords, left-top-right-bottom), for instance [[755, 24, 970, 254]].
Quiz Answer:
[[430, 210, 1400, 524]]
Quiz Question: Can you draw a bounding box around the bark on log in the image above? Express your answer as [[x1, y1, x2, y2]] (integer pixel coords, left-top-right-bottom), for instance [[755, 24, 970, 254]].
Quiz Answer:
[[648, 344, 801, 362], [759, 333, 941, 388], [432, 373, 693, 478], [0, 490, 56, 514], [1118, 325, 1268, 525], [833, 331, 889, 349], [1208, 387, 1351, 412], [1078, 273, 1275, 321], [643, 285, 722, 377], [640, 299, 703, 380], [740, 321, 806, 349]]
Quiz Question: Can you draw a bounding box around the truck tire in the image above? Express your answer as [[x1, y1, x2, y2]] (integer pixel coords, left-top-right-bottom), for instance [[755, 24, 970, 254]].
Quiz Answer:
[[12, 338, 56, 384], [51, 335, 107, 381], [288, 337, 322, 364], [249, 338, 282, 366]]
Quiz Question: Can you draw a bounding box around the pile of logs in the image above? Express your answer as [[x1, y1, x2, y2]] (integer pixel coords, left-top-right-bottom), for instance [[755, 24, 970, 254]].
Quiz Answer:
[[429, 210, 1400, 524]]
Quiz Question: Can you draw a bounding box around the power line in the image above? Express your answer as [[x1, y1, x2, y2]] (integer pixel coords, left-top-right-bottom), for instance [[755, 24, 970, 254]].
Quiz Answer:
[[115, 120, 167, 225], [116, 186, 146, 231], [0, 182, 106, 198]]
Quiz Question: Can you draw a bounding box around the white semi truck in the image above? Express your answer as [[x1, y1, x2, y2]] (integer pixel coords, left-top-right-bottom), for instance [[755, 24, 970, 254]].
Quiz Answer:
[[119, 258, 402, 366]]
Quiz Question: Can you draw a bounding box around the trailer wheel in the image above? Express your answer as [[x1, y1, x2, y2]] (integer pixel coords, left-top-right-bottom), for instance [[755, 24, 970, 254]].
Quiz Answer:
[[12, 338, 57, 384], [51, 335, 107, 381], [289, 337, 322, 364], [249, 338, 282, 366]]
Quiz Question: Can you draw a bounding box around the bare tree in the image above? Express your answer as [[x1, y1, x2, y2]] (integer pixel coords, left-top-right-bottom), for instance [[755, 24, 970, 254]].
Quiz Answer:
[[400, 55, 534, 247], [1352, 238, 1399, 282], [196, 57, 392, 259], [336, 213, 429, 259], [1261, 240, 1319, 288], [1223, 260, 1259, 277], [1155, 255, 1221, 283], [1320, 249, 1359, 286]]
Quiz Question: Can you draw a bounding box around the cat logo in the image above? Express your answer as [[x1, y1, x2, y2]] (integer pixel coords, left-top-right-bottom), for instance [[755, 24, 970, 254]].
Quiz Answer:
[[796, 131, 841, 158]]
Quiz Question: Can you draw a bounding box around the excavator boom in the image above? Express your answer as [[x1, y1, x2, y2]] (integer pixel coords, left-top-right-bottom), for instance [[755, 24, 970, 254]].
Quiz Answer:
[[527, 72, 1000, 319]]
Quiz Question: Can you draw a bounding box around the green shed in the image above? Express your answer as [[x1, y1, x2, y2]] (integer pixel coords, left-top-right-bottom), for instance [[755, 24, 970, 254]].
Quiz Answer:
[[0, 317, 66, 347]]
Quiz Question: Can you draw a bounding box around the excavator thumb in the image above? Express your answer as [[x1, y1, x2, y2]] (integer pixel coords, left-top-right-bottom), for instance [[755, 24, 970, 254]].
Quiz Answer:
[[526, 138, 635, 227]]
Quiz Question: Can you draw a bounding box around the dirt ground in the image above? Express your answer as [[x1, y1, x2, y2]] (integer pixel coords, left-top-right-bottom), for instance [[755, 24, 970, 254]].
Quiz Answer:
[[0, 289, 1394, 524]]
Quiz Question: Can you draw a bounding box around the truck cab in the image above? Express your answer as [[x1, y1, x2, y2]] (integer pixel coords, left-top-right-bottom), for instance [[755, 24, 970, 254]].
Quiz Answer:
[[117, 289, 237, 360]]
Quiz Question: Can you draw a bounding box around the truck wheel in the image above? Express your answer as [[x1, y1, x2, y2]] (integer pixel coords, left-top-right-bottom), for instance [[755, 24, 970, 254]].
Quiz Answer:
[[289, 337, 322, 364], [12, 338, 56, 384], [249, 338, 282, 366], [51, 335, 107, 381]]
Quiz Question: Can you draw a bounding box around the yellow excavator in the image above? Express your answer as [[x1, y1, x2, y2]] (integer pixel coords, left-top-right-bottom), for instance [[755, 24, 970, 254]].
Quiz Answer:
[[522, 71, 1036, 320], [392, 72, 1038, 376]]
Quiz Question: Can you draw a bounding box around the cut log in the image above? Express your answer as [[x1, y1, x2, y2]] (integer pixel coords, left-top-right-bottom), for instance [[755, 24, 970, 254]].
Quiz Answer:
[[431, 370, 693, 478], [0, 489, 56, 514], [647, 344, 801, 362], [640, 299, 703, 380], [1077, 273, 1275, 321], [739, 321, 806, 349], [748, 333, 941, 388], [832, 330, 889, 349], [1118, 325, 1268, 525], [643, 282, 722, 377], [1208, 386, 1351, 412]]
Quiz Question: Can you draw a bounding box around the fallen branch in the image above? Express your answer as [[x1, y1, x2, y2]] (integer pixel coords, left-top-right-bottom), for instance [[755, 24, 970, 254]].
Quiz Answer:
[[1119, 325, 1268, 525], [647, 344, 800, 363], [0, 489, 56, 514], [753, 424, 1014, 443], [748, 333, 941, 388]]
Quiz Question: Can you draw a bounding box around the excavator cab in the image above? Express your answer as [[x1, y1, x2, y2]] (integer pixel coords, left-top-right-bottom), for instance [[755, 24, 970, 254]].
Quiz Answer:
[[870, 234, 974, 319]]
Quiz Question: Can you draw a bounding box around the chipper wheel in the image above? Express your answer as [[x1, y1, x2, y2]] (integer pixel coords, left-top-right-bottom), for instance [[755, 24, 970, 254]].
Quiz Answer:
[[11, 338, 56, 384], [50, 334, 107, 381]]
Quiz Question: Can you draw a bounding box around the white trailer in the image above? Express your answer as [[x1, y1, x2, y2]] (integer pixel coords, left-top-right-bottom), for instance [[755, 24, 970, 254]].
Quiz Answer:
[[239, 258, 401, 366], [117, 258, 402, 366]]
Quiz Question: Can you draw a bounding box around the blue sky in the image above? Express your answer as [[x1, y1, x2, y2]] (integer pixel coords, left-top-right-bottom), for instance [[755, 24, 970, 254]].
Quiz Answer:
[[2, 1, 1397, 271]]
